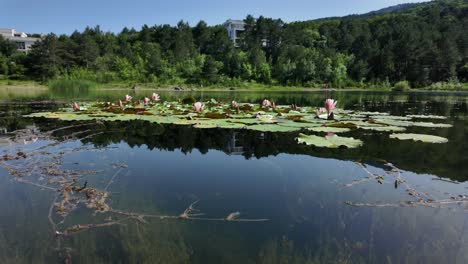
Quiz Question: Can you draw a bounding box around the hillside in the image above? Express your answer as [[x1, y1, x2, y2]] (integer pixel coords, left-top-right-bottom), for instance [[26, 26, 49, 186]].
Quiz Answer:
[[0, 0, 467, 89]]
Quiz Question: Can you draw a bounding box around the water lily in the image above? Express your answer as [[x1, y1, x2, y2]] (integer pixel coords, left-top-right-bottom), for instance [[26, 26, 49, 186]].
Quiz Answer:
[[125, 95, 132, 102], [134, 100, 141, 106], [118, 100, 123, 109], [72, 102, 80, 111], [262, 99, 272, 107], [143, 97, 150, 104], [151, 93, 160, 101], [315, 107, 326, 117], [272, 102, 276, 108], [194, 102, 204, 112], [231, 101, 238, 108], [324, 99, 337, 113]]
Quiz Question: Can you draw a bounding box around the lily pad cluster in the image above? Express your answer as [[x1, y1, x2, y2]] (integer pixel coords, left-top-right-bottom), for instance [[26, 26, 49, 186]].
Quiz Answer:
[[24, 95, 453, 148]]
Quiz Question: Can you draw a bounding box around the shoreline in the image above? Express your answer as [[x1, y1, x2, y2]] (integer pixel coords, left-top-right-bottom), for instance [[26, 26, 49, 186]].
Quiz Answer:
[[1, 81, 468, 93]]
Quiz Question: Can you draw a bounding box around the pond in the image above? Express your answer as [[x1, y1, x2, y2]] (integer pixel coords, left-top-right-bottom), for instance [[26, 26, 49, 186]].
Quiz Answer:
[[0, 88, 467, 263]]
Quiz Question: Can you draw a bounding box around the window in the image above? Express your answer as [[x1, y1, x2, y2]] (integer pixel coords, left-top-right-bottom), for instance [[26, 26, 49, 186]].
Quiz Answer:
[[16, 42, 26, 50]]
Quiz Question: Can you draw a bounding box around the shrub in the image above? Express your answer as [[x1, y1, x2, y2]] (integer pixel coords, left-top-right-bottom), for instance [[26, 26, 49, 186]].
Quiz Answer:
[[393, 81, 410, 91], [428, 81, 463, 90]]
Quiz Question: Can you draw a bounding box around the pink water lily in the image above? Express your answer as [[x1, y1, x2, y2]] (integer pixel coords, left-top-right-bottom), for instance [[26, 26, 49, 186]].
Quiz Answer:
[[194, 102, 204, 112], [143, 97, 150, 104], [125, 95, 132, 102], [72, 102, 80, 111], [324, 99, 337, 113], [118, 99, 123, 109], [134, 100, 141, 106], [262, 99, 272, 107], [151, 93, 160, 101], [315, 107, 326, 117]]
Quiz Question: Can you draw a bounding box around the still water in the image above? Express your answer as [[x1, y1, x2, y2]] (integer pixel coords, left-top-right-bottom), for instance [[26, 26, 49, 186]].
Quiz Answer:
[[0, 88, 467, 263]]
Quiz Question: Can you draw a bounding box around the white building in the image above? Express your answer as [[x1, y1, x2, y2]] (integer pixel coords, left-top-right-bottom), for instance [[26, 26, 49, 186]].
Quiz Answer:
[[0, 28, 40, 52], [223, 19, 245, 47]]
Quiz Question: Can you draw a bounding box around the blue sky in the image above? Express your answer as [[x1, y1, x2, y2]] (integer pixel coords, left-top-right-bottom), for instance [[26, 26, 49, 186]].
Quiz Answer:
[[1, 0, 429, 34]]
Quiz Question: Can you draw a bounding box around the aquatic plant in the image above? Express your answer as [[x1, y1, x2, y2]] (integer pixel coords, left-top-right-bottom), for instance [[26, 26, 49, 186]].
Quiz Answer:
[[194, 102, 204, 112], [25, 96, 454, 149], [324, 99, 337, 119], [151, 93, 160, 101], [262, 99, 272, 107], [72, 102, 79, 111]]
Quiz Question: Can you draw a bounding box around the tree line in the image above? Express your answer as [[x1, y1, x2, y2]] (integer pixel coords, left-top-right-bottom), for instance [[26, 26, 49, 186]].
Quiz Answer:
[[0, 0, 467, 88]]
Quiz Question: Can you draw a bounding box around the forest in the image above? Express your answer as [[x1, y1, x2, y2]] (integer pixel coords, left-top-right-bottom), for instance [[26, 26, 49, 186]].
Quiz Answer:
[[0, 0, 467, 89]]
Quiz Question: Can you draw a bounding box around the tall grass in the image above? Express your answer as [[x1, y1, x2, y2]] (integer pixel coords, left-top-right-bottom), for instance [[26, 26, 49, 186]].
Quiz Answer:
[[48, 79, 98, 97]]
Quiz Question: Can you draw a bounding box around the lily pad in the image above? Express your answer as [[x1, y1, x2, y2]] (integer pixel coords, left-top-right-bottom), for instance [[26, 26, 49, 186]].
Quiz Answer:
[[358, 111, 390, 116], [193, 122, 218, 129], [24, 100, 454, 149], [277, 122, 322, 128], [227, 118, 275, 125], [407, 115, 447, 120], [359, 126, 406, 132], [374, 119, 452, 128], [389, 133, 448, 143], [296, 133, 363, 148], [307, 127, 351, 133], [370, 115, 411, 120], [246, 124, 301, 133]]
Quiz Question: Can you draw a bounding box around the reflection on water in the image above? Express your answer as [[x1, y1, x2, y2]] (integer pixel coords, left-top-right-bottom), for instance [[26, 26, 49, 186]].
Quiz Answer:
[[0, 90, 467, 263]]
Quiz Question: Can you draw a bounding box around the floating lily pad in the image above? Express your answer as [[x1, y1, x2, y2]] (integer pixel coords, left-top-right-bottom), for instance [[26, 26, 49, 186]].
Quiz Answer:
[[228, 118, 273, 125], [24, 100, 454, 147], [358, 111, 390, 116], [374, 119, 452, 128], [296, 133, 363, 148], [277, 122, 322, 128], [370, 115, 411, 120], [325, 122, 358, 129], [193, 123, 218, 129], [216, 121, 246, 129], [246, 124, 301, 132], [308, 127, 351, 133], [389, 133, 449, 143], [411, 122, 452, 128], [359, 126, 406, 132], [407, 115, 447, 120]]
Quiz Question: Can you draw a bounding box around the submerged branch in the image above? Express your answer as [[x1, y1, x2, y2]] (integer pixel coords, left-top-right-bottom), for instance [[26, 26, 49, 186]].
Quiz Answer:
[[46, 122, 103, 135], [109, 201, 269, 223]]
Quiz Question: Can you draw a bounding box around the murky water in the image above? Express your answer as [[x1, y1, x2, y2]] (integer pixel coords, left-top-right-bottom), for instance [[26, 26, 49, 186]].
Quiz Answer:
[[0, 88, 467, 263]]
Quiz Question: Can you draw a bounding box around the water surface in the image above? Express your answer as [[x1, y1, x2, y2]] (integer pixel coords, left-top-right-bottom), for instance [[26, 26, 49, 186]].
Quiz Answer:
[[0, 88, 467, 263]]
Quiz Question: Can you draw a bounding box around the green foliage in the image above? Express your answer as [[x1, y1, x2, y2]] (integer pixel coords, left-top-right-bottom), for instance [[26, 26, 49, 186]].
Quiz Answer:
[[48, 79, 97, 97], [393, 81, 411, 92], [428, 80, 465, 91], [2, 0, 468, 89]]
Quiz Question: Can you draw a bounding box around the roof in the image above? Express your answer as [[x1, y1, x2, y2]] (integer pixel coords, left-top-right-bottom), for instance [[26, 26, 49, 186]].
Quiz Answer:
[[223, 19, 246, 25], [4, 36, 40, 42]]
